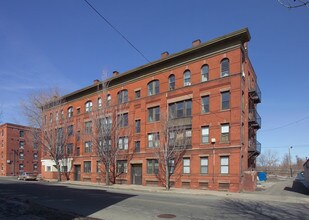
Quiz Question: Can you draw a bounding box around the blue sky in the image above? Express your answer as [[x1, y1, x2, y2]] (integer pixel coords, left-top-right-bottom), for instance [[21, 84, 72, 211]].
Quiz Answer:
[[0, 0, 308, 161]]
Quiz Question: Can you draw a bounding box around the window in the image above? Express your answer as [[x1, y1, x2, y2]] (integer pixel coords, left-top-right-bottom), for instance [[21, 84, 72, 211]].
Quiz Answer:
[[46, 166, 51, 172], [135, 141, 140, 152], [148, 133, 160, 148], [84, 141, 92, 153], [107, 94, 111, 106], [118, 113, 128, 127], [97, 161, 102, 173], [169, 127, 192, 147], [19, 130, 24, 138], [68, 107, 73, 118], [183, 158, 190, 174], [118, 137, 128, 150], [117, 160, 127, 174], [118, 90, 128, 104], [85, 101, 92, 112], [77, 108, 81, 115], [61, 110, 64, 119], [135, 120, 141, 133], [84, 161, 91, 173], [33, 164, 38, 171], [201, 96, 209, 113], [169, 159, 175, 174], [221, 91, 230, 110], [49, 113, 53, 125], [85, 121, 92, 134], [135, 90, 141, 99], [55, 112, 59, 121], [200, 157, 208, 174], [201, 126, 209, 144], [76, 147, 80, 156], [183, 70, 191, 86], [221, 58, 230, 77], [19, 153, 24, 160], [220, 156, 229, 174], [147, 159, 158, 174], [98, 97, 102, 109], [221, 124, 230, 143], [169, 74, 175, 90], [67, 143, 73, 155], [148, 106, 160, 122], [33, 153, 38, 160], [19, 164, 24, 171], [67, 125, 73, 136], [147, 80, 159, 96], [169, 99, 192, 119], [201, 65, 209, 82], [19, 141, 25, 149]]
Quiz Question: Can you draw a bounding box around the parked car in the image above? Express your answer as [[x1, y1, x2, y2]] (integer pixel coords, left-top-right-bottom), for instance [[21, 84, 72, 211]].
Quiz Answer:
[[18, 172, 37, 181], [295, 171, 305, 182]]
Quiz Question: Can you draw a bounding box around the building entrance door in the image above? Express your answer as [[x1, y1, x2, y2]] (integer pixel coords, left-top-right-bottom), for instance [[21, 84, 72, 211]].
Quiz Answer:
[[74, 165, 81, 181], [131, 164, 142, 185]]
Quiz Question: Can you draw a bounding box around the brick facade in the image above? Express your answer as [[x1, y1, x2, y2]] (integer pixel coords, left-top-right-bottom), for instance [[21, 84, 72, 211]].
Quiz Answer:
[[0, 123, 41, 176], [41, 28, 261, 192]]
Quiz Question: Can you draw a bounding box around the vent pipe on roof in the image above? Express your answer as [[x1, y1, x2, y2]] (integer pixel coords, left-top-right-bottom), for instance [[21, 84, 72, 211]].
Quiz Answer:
[[161, 51, 169, 58], [113, 71, 119, 76], [93, 79, 100, 85], [192, 39, 201, 47]]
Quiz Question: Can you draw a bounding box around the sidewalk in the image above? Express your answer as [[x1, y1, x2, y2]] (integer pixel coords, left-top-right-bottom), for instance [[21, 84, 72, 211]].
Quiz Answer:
[[49, 179, 309, 204]]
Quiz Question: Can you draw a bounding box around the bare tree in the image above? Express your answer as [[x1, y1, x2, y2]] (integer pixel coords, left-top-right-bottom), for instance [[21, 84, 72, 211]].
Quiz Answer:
[[91, 78, 133, 185], [280, 153, 290, 169], [154, 111, 189, 190], [257, 149, 280, 171], [277, 0, 309, 8], [22, 89, 72, 181]]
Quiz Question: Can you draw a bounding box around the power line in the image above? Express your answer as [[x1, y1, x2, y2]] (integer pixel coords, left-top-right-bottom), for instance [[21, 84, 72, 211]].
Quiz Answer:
[[260, 115, 309, 132], [82, 0, 150, 62], [262, 144, 309, 149]]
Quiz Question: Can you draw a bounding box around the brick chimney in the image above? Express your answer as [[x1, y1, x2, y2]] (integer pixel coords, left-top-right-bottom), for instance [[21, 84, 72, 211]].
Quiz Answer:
[[93, 79, 100, 85], [192, 39, 201, 47], [113, 71, 119, 76], [161, 51, 169, 58]]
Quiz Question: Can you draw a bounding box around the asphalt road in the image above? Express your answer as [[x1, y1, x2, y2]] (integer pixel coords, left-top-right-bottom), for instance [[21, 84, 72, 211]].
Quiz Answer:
[[0, 177, 308, 220]]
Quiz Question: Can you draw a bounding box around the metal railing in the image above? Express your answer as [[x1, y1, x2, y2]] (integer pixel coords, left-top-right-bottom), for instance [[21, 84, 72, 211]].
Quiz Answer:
[[249, 109, 261, 129], [249, 83, 261, 103]]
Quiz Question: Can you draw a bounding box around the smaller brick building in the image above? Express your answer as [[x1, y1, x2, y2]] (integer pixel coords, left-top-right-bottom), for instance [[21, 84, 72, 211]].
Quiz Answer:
[[0, 123, 41, 176]]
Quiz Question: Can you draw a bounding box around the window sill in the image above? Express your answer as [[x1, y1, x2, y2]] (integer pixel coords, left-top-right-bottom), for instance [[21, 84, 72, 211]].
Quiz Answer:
[[220, 109, 230, 112]]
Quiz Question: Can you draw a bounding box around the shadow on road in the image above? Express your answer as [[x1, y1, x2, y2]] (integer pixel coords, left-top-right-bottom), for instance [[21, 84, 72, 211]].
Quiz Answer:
[[284, 181, 309, 196], [220, 198, 309, 220], [0, 180, 136, 218]]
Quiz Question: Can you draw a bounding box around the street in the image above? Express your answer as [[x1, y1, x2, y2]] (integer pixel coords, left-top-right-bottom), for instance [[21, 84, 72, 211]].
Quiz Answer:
[[0, 177, 308, 220]]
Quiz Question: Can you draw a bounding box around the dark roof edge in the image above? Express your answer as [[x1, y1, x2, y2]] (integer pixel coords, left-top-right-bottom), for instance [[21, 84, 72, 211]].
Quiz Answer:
[[60, 27, 251, 102]]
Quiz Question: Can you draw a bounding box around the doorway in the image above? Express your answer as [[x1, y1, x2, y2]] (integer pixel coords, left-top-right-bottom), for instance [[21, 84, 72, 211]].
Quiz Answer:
[[74, 165, 81, 181], [131, 164, 142, 185]]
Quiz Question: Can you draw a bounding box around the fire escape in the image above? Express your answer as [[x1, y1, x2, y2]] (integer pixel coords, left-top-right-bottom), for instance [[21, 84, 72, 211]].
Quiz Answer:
[[248, 83, 261, 168]]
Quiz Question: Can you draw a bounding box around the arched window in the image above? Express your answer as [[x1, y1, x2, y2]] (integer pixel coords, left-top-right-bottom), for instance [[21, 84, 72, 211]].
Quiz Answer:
[[85, 101, 92, 112], [201, 65, 209, 82], [147, 80, 159, 96], [97, 97, 102, 108], [183, 70, 191, 86], [67, 107, 73, 118], [169, 74, 175, 90], [118, 90, 128, 104], [221, 58, 230, 77], [107, 94, 111, 106]]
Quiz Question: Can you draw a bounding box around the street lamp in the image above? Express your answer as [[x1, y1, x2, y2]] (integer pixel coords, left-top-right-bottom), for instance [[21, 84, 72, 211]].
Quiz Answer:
[[289, 146, 293, 178]]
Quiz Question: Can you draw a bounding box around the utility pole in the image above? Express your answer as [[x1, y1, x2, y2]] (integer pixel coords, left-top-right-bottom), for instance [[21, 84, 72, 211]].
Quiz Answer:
[[289, 146, 293, 177]]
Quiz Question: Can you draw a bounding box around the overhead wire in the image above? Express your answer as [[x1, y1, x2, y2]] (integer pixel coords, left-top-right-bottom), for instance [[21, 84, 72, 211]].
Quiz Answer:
[[82, 0, 150, 63]]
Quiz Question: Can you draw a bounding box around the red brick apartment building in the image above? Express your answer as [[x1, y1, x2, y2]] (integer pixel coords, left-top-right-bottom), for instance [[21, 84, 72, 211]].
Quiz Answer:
[[41, 28, 261, 192], [0, 123, 41, 176]]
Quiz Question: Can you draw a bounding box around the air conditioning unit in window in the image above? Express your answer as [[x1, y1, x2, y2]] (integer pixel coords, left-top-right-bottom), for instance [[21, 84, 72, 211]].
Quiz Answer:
[[184, 82, 191, 86]]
